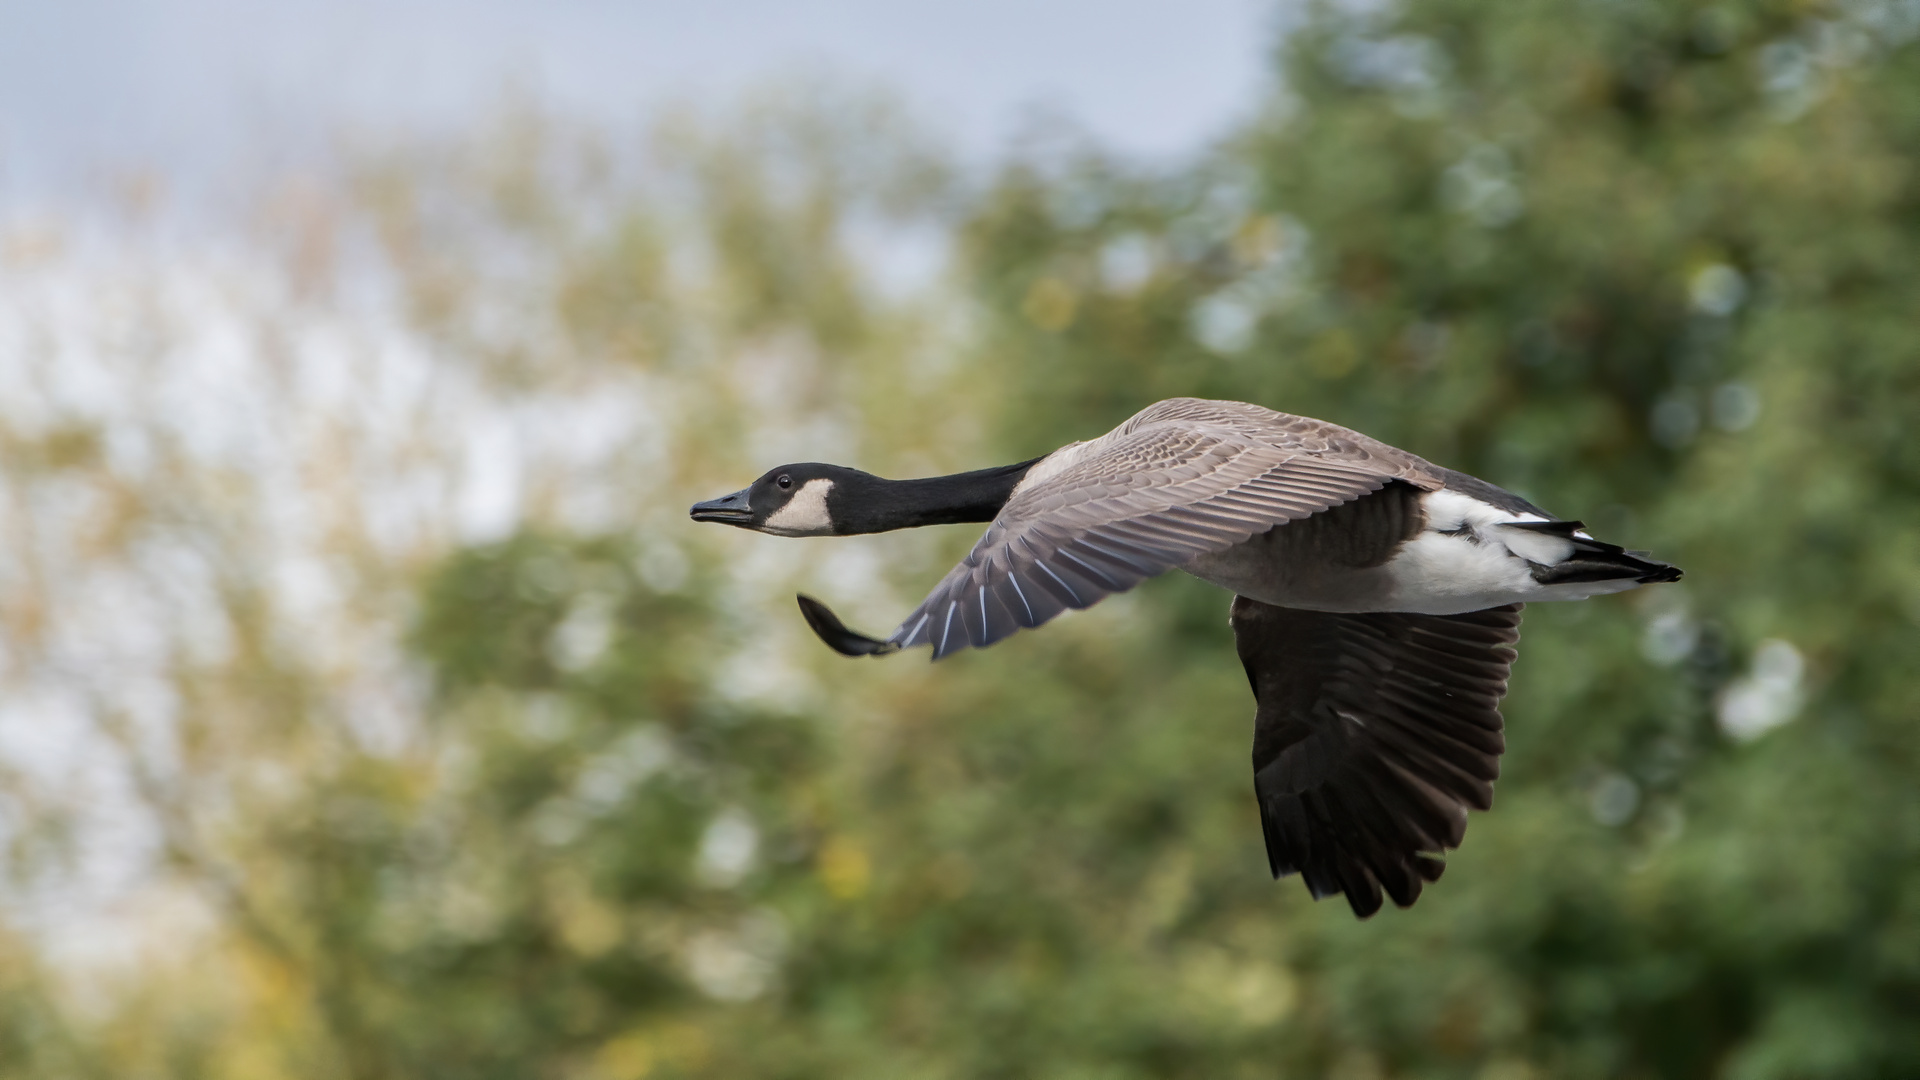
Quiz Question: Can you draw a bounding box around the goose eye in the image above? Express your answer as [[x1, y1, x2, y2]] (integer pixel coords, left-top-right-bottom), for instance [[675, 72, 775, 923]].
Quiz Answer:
[[777, 474, 793, 490]]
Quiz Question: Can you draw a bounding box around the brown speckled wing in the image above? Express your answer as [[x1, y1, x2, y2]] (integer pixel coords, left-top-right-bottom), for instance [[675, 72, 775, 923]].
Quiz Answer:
[[1121, 398, 1443, 481], [1232, 598, 1522, 918], [886, 401, 1434, 658]]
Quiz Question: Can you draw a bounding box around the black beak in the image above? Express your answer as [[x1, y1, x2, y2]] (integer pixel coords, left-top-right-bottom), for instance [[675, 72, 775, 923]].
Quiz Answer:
[[690, 488, 754, 526]]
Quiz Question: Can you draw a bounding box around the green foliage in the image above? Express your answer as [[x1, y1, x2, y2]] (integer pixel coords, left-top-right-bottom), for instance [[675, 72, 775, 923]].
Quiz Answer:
[[935, 1, 1920, 1075]]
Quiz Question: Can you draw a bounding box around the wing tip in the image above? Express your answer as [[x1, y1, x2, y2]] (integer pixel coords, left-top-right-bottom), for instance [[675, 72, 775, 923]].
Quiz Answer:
[[795, 594, 899, 658]]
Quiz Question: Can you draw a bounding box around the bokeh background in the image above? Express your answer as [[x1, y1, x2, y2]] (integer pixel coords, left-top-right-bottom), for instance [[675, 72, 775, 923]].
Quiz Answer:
[[4, 0, 1920, 1077]]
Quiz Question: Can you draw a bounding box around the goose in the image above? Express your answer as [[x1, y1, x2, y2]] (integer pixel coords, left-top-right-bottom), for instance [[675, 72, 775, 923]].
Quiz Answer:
[[690, 398, 1681, 917]]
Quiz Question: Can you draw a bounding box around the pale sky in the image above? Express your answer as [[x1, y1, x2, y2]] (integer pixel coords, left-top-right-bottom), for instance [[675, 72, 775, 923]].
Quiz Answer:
[[0, 0, 1281, 204]]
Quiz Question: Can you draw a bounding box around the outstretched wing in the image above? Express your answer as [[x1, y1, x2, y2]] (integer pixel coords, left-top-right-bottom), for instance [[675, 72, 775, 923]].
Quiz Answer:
[[887, 423, 1402, 658], [1231, 597, 1522, 918]]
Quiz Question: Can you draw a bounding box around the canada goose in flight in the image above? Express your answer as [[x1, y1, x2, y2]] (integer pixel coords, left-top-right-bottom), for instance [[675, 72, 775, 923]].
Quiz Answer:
[[691, 398, 1681, 917]]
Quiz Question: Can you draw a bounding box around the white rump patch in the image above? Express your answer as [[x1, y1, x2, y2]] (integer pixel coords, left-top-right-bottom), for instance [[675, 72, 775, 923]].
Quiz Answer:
[[1421, 490, 1572, 561], [1420, 489, 1550, 532], [761, 478, 836, 537], [1493, 525, 1575, 566], [1385, 531, 1540, 613], [1377, 488, 1612, 613]]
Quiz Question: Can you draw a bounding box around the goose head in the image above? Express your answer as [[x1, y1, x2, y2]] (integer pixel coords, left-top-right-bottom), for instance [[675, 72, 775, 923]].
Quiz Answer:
[[690, 464, 864, 537], [693, 455, 1042, 536]]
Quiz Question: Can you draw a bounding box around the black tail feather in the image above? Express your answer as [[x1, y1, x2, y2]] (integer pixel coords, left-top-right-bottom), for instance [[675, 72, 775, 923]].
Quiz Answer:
[[1502, 519, 1588, 536], [1504, 521, 1683, 586]]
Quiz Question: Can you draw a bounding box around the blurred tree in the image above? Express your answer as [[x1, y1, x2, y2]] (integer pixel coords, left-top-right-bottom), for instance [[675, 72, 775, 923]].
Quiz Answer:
[[951, 1, 1920, 1076]]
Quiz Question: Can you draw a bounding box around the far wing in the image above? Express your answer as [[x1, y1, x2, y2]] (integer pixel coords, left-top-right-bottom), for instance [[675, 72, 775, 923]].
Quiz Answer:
[[888, 423, 1396, 659], [1232, 597, 1522, 918]]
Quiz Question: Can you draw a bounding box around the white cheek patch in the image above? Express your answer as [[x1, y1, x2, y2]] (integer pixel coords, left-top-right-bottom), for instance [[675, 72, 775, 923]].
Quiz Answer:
[[762, 478, 836, 537]]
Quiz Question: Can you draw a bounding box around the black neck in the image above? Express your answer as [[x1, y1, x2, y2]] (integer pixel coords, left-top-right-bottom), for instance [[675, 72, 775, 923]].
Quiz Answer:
[[829, 457, 1044, 535]]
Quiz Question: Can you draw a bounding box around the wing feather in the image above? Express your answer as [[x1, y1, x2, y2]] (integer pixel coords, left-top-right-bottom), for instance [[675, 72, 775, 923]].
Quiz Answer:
[[1233, 598, 1522, 918], [887, 419, 1416, 658]]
